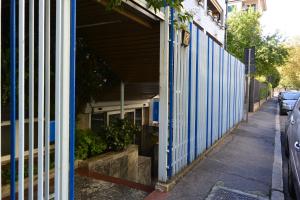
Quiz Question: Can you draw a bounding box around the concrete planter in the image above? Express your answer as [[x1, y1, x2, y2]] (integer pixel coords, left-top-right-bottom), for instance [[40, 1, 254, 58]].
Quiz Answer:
[[79, 145, 151, 185]]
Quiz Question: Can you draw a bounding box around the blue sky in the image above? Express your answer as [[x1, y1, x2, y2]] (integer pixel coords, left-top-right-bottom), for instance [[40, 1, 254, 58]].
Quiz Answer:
[[261, 0, 300, 38]]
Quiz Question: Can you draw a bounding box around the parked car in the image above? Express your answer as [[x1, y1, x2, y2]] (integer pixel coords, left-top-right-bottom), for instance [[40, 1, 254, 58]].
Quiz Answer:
[[280, 92, 300, 115], [286, 98, 300, 198]]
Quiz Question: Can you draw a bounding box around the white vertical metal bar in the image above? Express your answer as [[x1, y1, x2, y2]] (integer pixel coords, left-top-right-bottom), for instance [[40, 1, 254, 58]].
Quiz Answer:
[[172, 29, 177, 174], [28, 0, 35, 199], [0, 0, 2, 197], [38, 0, 45, 198], [45, 0, 51, 198], [158, 6, 169, 182], [18, 0, 25, 198], [55, 0, 62, 197], [60, 0, 71, 198]]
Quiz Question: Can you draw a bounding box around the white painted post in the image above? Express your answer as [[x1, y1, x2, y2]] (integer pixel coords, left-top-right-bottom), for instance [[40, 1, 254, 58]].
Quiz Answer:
[[60, 0, 71, 199], [28, 0, 35, 199], [158, 6, 169, 182], [38, 0, 45, 198], [121, 81, 125, 119], [18, 0, 25, 198], [45, 0, 51, 198], [55, 0, 62, 198]]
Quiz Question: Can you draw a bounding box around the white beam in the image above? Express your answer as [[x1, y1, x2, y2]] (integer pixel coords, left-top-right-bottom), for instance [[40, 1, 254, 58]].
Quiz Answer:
[[60, 0, 71, 199]]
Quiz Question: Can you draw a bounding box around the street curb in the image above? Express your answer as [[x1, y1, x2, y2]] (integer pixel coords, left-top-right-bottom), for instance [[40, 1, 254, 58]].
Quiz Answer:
[[271, 104, 284, 200]]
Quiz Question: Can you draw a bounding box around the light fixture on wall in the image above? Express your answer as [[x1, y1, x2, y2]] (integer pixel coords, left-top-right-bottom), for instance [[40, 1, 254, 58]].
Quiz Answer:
[[182, 30, 191, 47]]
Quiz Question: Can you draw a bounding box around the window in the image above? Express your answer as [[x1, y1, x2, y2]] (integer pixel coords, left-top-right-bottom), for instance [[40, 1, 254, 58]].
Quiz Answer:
[[91, 113, 107, 133], [108, 113, 121, 125], [207, 0, 223, 22], [125, 111, 135, 125], [135, 108, 143, 128]]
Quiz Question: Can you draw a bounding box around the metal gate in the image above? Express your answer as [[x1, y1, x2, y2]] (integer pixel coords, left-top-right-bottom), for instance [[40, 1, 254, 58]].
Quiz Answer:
[[158, 8, 245, 182], [0, 0, 76, 199]]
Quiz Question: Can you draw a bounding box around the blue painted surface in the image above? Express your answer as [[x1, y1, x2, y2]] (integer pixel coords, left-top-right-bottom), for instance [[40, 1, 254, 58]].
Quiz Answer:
[[50, 121, 55, 142], [194, 28, 199, 157], [10, 0, 16, 198], [153, 101, 159, 122], [167, 7, 175, 178], [210, 42, 214, 146], [70, 0, 77, 198], [205, 38, 210, 149], [187, 23, 192, 164]]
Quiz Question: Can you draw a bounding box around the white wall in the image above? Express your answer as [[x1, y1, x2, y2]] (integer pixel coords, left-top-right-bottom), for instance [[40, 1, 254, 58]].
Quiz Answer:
[[182, 0, 226, 45]]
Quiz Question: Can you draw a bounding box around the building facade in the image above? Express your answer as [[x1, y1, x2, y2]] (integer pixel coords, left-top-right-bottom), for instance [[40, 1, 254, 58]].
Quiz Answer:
[[228, 0, 267, 13]]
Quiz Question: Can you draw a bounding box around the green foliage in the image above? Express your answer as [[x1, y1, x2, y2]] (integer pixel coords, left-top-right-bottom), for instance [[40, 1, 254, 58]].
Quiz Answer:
[[279, 41, 300, 89], [107, 0, 192, 30], [75, 129, 107, 160], [76, 38, 120, 113], [267, 68, 281, 88], [227, 9, 289, 84], [104, 119, 141, 151], [259, 84, 269, 100]]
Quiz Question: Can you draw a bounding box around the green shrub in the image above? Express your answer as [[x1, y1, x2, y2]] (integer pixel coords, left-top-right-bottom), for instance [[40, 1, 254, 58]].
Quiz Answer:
[[259, 85, 269, 100], [75, 129, 107, 160], [104, 119, 141, 151]]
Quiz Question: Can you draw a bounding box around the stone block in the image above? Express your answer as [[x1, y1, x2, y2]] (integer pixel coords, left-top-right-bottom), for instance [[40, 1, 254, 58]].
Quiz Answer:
[[138, 156, 151, 185]]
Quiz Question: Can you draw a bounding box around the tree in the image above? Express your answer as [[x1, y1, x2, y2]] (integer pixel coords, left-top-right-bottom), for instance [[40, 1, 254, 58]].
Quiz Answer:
[[279, 43, 300, 89], [227, 9, 289, 87], [76, 38, 120, 114]]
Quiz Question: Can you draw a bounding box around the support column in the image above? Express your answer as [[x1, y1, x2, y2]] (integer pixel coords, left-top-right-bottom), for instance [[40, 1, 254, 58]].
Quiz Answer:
[[121, 81, 125, 119], [158, 6, 169, 182]]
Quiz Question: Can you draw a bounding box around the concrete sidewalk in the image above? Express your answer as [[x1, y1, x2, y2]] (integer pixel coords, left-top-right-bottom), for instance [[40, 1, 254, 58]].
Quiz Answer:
[[163, 99, 279, 200]]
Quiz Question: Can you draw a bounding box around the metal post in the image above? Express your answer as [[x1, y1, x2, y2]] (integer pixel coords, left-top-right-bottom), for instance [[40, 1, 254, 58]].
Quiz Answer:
[[18, 0, 25, 198], [55, 0, 62, 197], [10, 0, 17, 198], [45, 0, 51, 198], [120, 81, 125, 119], [167, 6, 174, 178], [245, 49, 251, 122], [69, 0, 77, 198], [38, 0, 45, 198], [60, 0, 71, 198]]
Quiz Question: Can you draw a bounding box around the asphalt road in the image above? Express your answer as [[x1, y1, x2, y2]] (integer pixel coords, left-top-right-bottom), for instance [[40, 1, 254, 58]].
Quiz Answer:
[[280, 111, 295, 200]]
